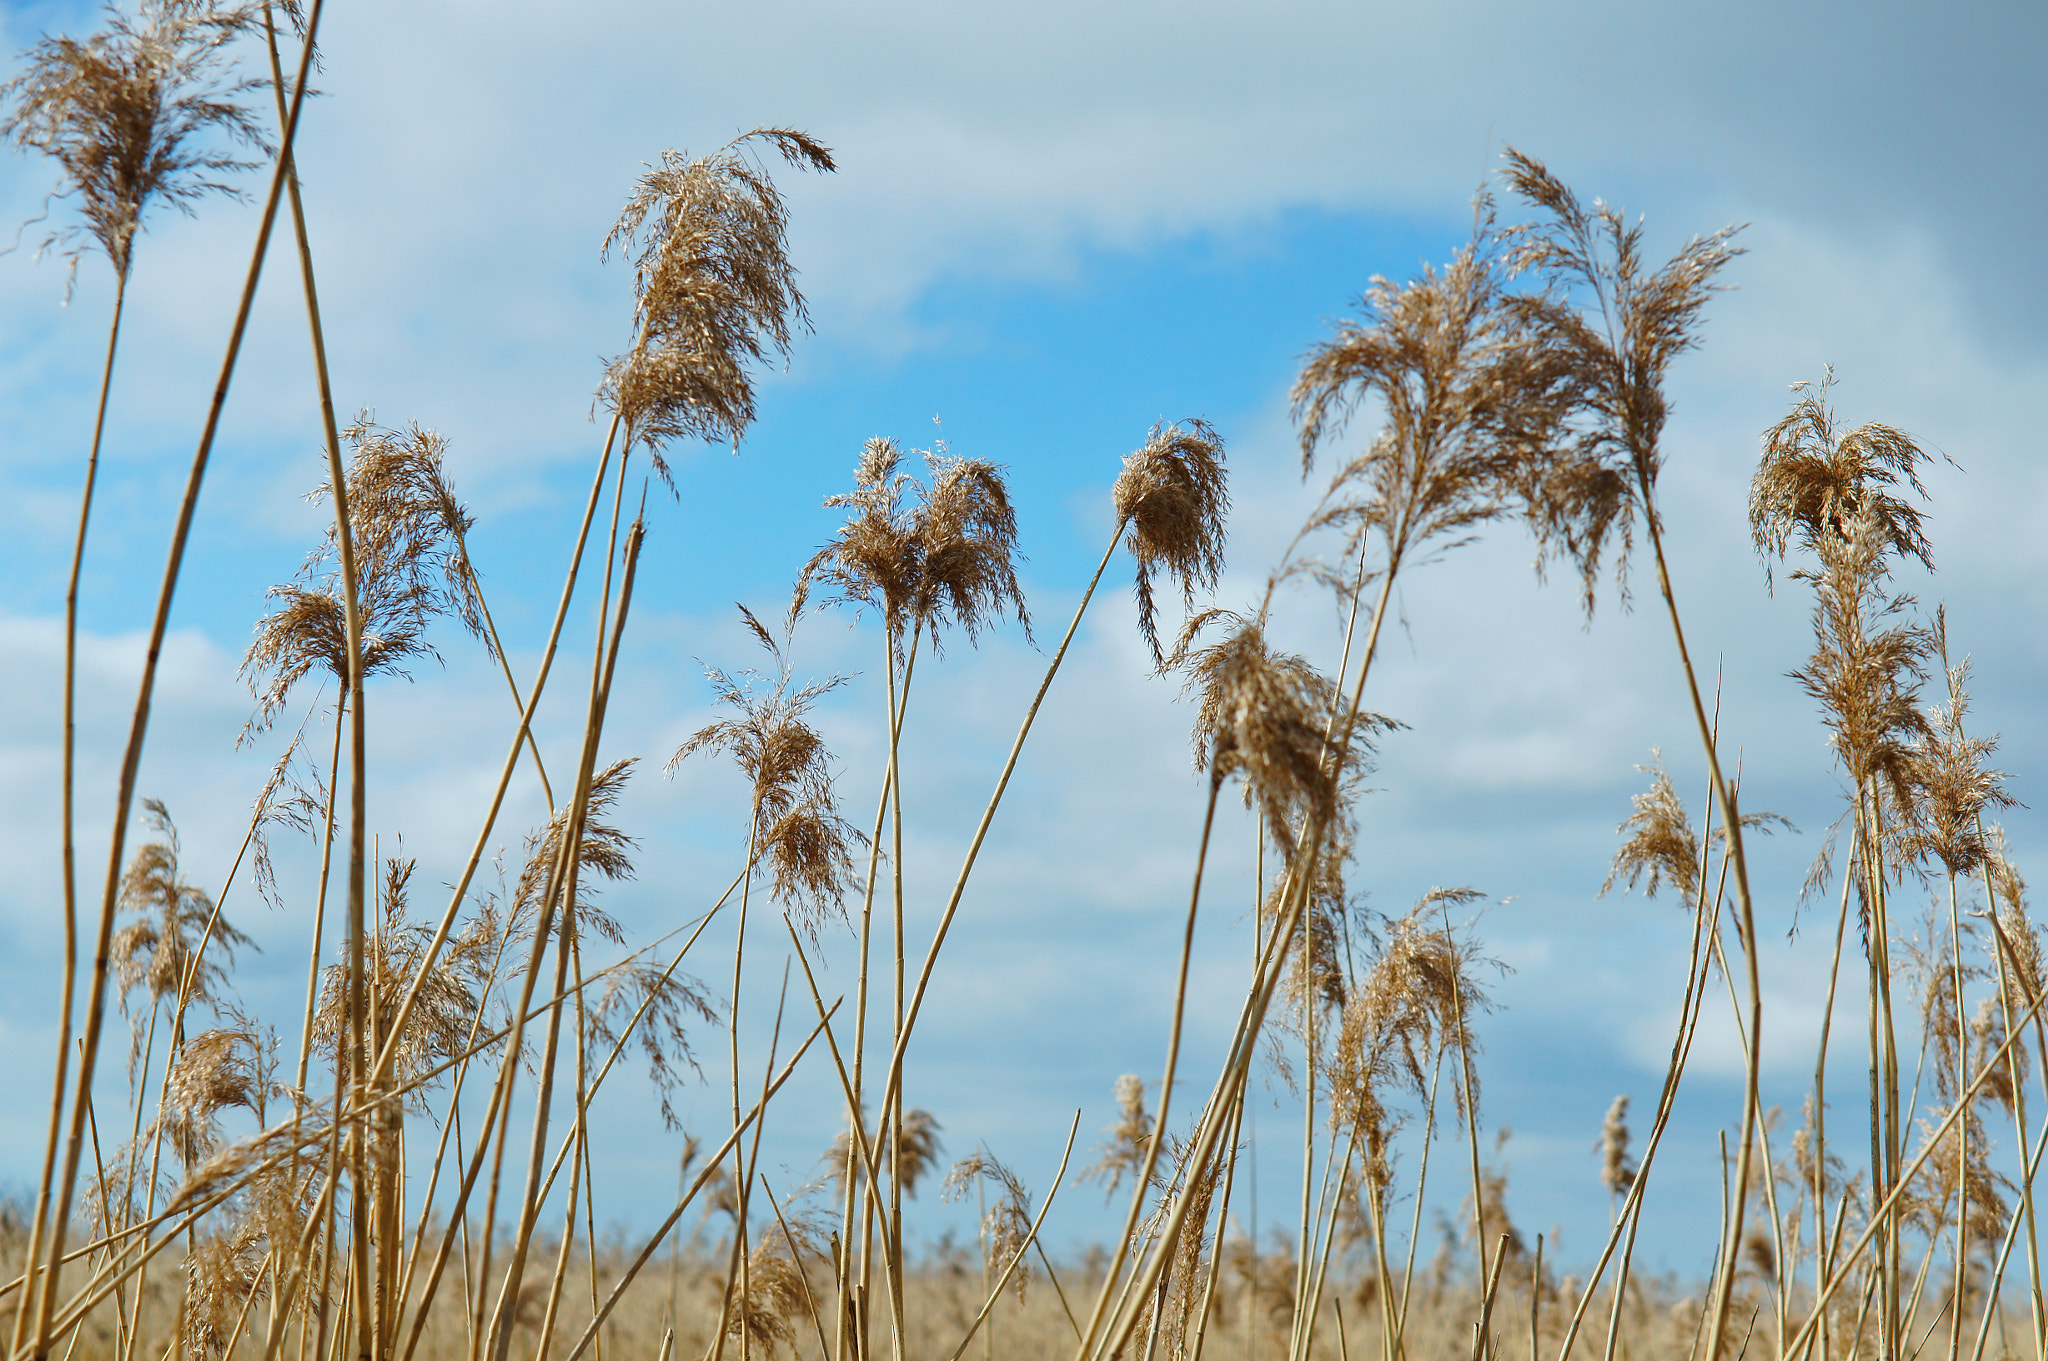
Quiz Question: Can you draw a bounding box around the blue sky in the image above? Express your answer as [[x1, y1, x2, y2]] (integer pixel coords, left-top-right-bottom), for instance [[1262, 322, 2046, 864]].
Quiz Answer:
[[2, 0, 2045, 1280]]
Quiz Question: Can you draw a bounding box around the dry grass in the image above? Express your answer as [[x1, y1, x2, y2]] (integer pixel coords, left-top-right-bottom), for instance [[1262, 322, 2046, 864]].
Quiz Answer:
[[6, 9, 2043, 1361]]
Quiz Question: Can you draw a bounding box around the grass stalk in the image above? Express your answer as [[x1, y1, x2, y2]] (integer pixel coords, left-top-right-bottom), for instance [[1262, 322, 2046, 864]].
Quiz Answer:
[[18, 262, 128, 1361], [30, 9, 328, 1352]]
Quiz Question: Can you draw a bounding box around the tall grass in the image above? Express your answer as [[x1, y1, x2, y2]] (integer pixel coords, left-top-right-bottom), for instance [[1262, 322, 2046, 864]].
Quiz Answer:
[[3, 6, 2039, 1361]]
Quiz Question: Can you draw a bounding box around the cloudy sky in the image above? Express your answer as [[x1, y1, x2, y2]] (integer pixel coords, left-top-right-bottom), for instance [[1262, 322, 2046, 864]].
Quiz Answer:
[[2, 0, 2043, 1279]]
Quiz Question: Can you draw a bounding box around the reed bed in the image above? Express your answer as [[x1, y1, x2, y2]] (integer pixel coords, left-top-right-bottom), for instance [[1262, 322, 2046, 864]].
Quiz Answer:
[[2, 6, 2037, 1361]]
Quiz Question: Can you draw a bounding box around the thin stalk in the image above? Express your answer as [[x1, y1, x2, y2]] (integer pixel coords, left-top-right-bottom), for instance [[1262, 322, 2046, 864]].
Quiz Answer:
[[1811, 848, 1860, 1361], [19, 265, 129, 1361], [31, 11, 329, 1354], [1786, 983, 2048, 1361], [297, 695, 347, 1099], [1080, 777, 1223, 1357], [1989, 916, 2047, 1361], [1091, 556, 1405, 1361], [878, 520, 1124, 1145], [1186, 1086, 1246, 1361], [941, 1114, 1081, 1361], [484, 512, 646, 1361], [1634, 479, 1763, 1361], [1969, 1101, 2048, 1361], [1559, 822, 1733, 1361], [555, 1013, 834, 1361], [1949, 867, 1971, 1361], [363, 395, 632, 1099]]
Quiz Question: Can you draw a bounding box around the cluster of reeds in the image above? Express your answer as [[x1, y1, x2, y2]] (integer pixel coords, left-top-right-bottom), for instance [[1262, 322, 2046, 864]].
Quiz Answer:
[[5, 5, 2038, 1361]]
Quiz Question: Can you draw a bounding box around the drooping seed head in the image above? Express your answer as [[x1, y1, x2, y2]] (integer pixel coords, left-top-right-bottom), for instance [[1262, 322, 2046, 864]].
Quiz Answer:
[[1113, 420, 1228, 664], [667, 603, 861, 931]]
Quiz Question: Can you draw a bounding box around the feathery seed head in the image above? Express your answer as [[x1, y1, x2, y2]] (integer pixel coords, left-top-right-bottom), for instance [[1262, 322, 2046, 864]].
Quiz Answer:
[[1081, 1075, 1154, 1201], [113, 799, 250, 1040], [1603, 754, 1700, 904], [1112, 419, 1228, 664], [314, 855, 498, 1100], [668, 604, 861, 930], [1751, 372, 1934, 589], [241, 417, 479, 734], [1896, 640, 2012, 879], [720, 1236, 808, 1356], [2, 0, 268, 282], [1599, 1095, 1635, 1197], [1500, 148, 1743, 613], [158, 1018, 269, 1169], [822, 1107, 943, 1198], [584, 960, 716, 1131], [1293, 215, 1577, 594], [1173, 611, 1392, 866], [599, 128, 833, 484], [805, 437, 1029, 656], [513, 758, 639, 947], [1331, 891, 1491, 1165], [943, 1149, 1035, 1303]]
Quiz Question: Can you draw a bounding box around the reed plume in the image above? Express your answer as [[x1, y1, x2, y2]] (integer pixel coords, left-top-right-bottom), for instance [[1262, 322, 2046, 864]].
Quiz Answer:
[[157, 1015, 270, 1169], [1172, 610, 1386, 861], [1082, 1075, 1155, 1200], [802, 435, 1030, 656], [112, 800, 251, 1041], [1295, 204, 1574, 594], [667, 605, 860, 931], [311, 856, 498, 1098], [943, 1150, 1036, 1303], [1330, 893, 1489, 1198], [584, 959, 718, 1132], [1112, 420, 1229, 664], [599, 128, 834, 482], [241, 416, 479, 732], [1, 0, 266, 280], [1897, 646, 2012, 881], [823, 1109, 944, 1199], [1499, 153, 1743, 610], [1600, 1096, 1635, 1200]]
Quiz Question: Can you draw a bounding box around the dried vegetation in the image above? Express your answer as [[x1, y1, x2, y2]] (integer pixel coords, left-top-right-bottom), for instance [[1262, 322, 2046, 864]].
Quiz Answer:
[[3, 8, 2038, 1361]]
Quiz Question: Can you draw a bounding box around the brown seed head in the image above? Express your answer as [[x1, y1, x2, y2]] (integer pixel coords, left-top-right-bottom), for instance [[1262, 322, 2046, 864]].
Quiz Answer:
[[1896, 634, 2013, 879], [112, 800, 251, 1060], [584, 959, 716, 1132], [1294, 210, 1577, 592], [313, 855, 498, 1101], [1081, 1074, 1154, 1201], [668, 604, 861, 931], [1, 0, 267, 282], [242, 417, 478, 734], [1751, 371, 1933, 590], [1599, 1095, 1635, 1197], [1603, 754, 1700, 904], [511, 758, 639, 949], [942, 1149, 1036, 1303], [1500, 148, 1743, 613], [599, 128, 834, 484], [804, 436, 1030, 657], [1112, 419, 1228, 664]]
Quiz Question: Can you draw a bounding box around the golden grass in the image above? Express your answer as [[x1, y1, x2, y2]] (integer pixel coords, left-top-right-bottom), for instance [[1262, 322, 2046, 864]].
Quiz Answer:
[[5, 7, 2042, 1361]]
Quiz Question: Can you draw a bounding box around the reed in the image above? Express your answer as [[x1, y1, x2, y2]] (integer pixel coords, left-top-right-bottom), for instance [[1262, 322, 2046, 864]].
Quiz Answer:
[[7, 16, 2042, 1361]]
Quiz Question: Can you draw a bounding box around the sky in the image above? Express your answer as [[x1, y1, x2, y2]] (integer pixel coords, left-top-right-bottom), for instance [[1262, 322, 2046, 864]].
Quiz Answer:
[[1, 0, 2045, 1284]]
